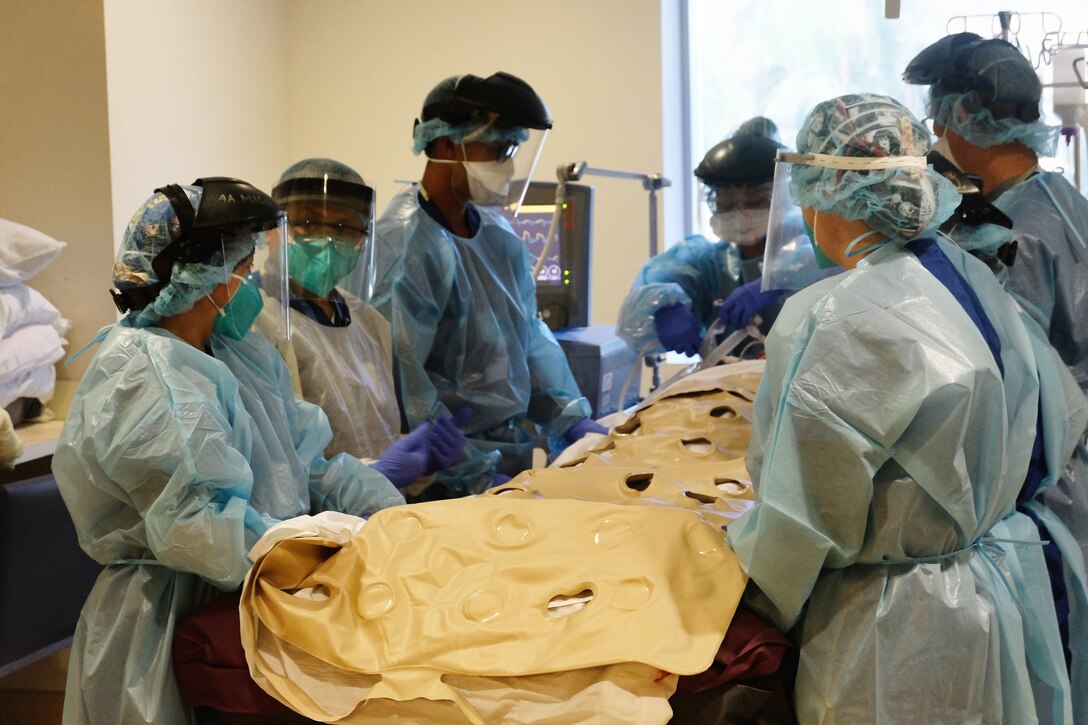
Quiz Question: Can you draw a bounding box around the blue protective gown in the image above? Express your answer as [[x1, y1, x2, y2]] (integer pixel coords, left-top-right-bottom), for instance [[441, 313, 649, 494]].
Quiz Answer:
[[359, 187, 591, 495], [52, 323, 403, 725], [943, 235, 1088, 723], [996, 171, 1088, 393], [615, 234, 763, 356], [727, 239, 1061, 723], [991, 171, 1088, 717]]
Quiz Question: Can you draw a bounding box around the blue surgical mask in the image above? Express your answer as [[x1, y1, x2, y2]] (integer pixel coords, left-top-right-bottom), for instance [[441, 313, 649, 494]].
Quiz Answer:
[[288, 237, 361, 298], [805, 212, 839, 270], [209, 274, 264, 340]]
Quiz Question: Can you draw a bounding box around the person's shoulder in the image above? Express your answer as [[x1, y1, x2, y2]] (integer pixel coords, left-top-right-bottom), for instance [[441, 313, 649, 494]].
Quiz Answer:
[[340, 292, 391, 334], [670, 233, 718, 249], [83, 325, 226, 408], [1003, 171, 1081, 208], [375, 188, 425, 234], [220, 328, 279, 361], [1001, 172, 1088, 249], [1037, 171, 1088, 212]]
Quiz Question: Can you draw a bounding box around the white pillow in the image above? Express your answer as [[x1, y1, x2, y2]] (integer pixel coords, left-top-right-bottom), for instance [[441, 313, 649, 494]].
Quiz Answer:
[[0, 324, 65, 381], [0, 217, 66, 285], [0, 284, 61, 338], [0, 364, 55, 409]]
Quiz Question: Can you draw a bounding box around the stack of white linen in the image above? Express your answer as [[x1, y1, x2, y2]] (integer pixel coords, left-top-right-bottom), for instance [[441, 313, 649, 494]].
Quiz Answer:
[[0, 218, 69, 425]]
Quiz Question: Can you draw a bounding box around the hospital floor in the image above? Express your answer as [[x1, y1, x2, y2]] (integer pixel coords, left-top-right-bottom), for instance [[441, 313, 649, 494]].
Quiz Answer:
[[0, 649, 67, 724]]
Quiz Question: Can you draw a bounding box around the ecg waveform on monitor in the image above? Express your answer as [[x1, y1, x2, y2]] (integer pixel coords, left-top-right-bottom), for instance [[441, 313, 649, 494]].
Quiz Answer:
[[509, 215, 561, 283]]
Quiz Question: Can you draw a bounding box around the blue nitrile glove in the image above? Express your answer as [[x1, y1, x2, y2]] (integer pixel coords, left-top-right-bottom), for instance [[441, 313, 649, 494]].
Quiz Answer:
[[565, 417, 608, 445], [488, 472, 512, 488], [717, 278, 785, 330], [428, 414, 468, 473], [371, 422, 433, 488], [653, 303, 701, 356]]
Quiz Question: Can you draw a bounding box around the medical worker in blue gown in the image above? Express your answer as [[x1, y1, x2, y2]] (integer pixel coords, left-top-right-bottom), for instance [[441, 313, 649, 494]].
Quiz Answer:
[[51, 179, 434, 725], [346, 72, 603, 498], [905, 36, 1088, 716], [617, 119, 789, 358], [727, 93, 1077, 723]]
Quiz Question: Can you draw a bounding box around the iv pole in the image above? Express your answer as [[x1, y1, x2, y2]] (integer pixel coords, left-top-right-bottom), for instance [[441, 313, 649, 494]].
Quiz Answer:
[[556, 162, 671, 258]]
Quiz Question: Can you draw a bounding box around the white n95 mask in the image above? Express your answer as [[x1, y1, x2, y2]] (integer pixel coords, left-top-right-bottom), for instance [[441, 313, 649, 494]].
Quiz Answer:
[[710, 208, 769, 246], [463, 158, 516, 206]]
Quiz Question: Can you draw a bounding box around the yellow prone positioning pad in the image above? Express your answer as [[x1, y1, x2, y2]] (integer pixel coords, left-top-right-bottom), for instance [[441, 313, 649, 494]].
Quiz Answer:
[[241, 497, 746, 723], [492, 460, 754, 528]]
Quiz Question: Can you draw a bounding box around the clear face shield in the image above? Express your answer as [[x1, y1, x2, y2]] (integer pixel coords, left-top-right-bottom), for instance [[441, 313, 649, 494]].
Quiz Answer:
[[504, 127, 547, 214], [760, 155, 826, 292], [249, 214, 291, 340], [272, 177, 376, 302]]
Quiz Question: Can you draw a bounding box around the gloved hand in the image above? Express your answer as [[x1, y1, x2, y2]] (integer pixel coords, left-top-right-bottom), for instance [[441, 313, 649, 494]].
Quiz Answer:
[[653, 303, 701, 356], [565, 417, 608, 445], [717, 278, 785, 330], [371, 422, 433, 488], [488, 472, 512, 488], [428, 414, 468, 473]]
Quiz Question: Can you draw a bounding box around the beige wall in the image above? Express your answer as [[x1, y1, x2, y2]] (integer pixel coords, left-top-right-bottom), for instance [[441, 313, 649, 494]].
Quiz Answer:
[[103, 0, 293, 248], [0, 0, 116, 381]]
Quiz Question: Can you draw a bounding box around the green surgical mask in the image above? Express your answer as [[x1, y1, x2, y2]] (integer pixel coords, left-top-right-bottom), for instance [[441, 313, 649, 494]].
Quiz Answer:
[[804, 213, 839, 270], [287, 237, 361, 298], [210, 274, 263, 340]]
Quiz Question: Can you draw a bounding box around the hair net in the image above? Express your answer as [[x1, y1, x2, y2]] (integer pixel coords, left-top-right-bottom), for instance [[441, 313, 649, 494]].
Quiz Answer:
[[277, 157, 364, 186], [929, 89, 1060, 157], [412, 118, 529, 156], [113, 186, 258, 327], [790, 93, 961, 242]]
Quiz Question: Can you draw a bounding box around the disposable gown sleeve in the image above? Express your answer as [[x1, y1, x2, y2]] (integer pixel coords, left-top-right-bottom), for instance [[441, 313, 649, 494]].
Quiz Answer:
[[616, 236, 739, 354], [728, 306, 976, 632]]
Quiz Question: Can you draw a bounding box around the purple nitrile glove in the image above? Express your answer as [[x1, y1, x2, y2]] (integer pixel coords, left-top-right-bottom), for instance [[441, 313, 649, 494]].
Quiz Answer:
[[371, 421, 433, 488], [488, 472, 512, 489], [653, 303, 701, 356], [427, 415, 467, 473], [565, 417, 608, 445], [716, 278, 785, 330]]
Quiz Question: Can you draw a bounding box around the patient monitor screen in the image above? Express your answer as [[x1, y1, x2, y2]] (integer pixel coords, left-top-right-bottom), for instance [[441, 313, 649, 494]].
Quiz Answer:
[[503, 183, 592, 291], [505, 203, 564, 285]]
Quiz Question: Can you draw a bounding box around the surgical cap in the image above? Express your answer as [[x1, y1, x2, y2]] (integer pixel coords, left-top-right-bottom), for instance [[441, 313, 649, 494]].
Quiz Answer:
[[791, 93, 960, 242], [929, 90, 1059, 157], [273, 157, 374, 221], [926, 40, 1059, 157], [113, 186, 257, 327], [412, 118, 529, 156], [277, 157, 364, 187]]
